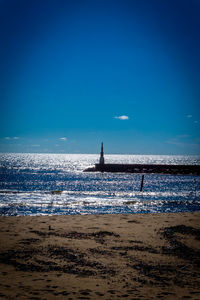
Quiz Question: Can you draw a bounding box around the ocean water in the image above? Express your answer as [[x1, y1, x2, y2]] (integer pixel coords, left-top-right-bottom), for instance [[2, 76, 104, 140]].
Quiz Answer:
[[0, 153, 200, 216]]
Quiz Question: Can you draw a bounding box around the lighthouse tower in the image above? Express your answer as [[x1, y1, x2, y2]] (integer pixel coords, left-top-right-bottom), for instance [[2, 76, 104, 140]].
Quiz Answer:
[[99, 142, 105, 165]]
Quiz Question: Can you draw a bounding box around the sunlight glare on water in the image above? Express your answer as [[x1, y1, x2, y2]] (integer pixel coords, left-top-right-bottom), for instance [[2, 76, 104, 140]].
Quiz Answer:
[[0, 153, 200, 215]]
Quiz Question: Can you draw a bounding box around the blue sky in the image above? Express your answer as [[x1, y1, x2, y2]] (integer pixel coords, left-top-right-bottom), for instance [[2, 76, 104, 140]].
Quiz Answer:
[[0, 0, 200, 154]]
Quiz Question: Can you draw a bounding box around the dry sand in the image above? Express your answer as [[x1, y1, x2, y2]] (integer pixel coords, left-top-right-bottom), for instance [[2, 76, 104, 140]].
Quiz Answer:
[[0, 212, 200, 299]]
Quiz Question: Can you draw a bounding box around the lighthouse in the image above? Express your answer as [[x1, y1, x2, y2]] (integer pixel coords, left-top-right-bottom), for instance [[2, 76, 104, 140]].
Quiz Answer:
[[99, 142, 105, 165]]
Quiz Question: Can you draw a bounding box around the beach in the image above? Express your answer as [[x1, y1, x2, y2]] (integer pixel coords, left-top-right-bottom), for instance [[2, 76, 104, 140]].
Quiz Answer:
[[0, 212, 200, 299]]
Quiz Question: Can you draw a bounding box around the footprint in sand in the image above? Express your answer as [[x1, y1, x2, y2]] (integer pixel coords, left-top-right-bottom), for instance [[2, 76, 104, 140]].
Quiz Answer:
[[79, 289, 91, 296]]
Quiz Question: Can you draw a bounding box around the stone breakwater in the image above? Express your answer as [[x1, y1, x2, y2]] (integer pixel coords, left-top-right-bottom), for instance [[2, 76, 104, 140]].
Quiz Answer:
[[84, 163, 200, 175]]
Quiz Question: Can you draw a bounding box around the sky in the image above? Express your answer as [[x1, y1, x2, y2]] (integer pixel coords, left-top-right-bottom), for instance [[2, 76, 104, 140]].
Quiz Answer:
[[0, 0, 200, 154]]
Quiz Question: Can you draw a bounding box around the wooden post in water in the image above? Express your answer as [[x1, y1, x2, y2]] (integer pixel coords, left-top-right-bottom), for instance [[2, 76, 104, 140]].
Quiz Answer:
[[140, 175, 144, 192]]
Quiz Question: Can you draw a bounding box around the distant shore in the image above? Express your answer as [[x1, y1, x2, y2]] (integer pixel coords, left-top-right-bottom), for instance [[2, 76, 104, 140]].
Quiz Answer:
[[0, 212, 200, 299]]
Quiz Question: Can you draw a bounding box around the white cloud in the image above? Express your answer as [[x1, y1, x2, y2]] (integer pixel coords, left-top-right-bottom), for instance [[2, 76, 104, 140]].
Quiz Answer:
[[166, 136, 200, 149], [4, 137, 19, 140], [114, 115, 129, 120], [194, 121, 199, 124], [166, 140, 198, 148], [60, 137, 67, 141], [187, 114, 192, 118], [166, 140, 182, 146]]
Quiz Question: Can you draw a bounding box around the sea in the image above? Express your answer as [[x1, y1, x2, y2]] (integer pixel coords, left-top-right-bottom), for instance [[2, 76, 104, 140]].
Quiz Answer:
[[0, 153, 200, 216]]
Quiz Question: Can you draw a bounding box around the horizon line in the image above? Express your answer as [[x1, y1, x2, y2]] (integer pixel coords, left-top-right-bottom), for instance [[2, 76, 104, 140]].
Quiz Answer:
[[0, 151, 199, 156]]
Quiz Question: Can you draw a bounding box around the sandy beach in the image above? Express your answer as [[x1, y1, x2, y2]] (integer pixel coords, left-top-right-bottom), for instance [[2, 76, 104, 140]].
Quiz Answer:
[[0, 212, 200, 299]]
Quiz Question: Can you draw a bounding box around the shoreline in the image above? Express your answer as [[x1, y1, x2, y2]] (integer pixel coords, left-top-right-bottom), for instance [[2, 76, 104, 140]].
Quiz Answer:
[[1, 209, 200, 217], [0, 212, 200, 299]]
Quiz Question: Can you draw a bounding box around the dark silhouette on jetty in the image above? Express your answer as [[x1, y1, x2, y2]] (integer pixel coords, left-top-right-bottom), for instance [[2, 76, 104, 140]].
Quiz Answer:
[[84, 143, 200, 175]]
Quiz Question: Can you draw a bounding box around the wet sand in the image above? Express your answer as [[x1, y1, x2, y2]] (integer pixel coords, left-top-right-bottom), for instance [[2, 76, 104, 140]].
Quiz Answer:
[[0, 212, 200, 299]]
